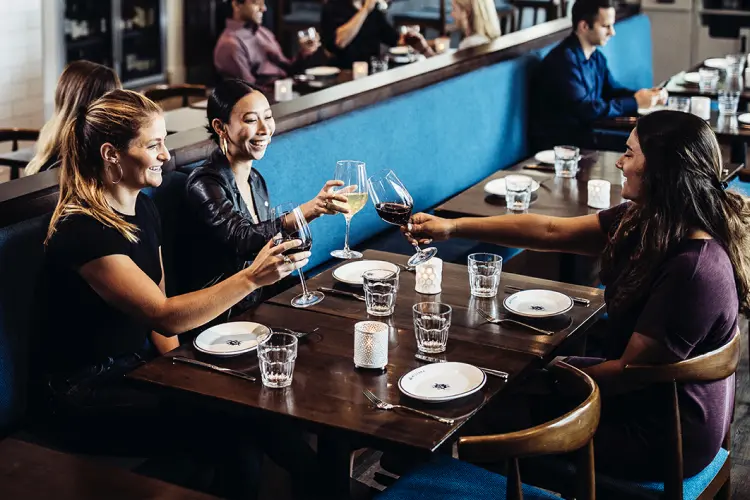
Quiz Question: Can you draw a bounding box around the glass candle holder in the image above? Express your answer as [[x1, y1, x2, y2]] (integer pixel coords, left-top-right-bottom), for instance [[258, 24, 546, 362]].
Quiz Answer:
[[353, 61, 369, 80], [690, 96, 711, 120], [415, 257, 443, 294], [435, 36, 450, 54], [587, 179, 611, 209], [274, 78, 293, 102], [354, 321, 389, 369]]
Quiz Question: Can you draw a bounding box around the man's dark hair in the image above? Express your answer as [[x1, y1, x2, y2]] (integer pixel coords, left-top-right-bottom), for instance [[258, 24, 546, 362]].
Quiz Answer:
[[571, 0, 615, 31]]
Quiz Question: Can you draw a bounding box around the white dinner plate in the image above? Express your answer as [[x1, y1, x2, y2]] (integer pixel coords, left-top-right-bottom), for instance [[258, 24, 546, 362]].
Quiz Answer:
[[484, 177, 540, 197], [503, 289, 574, 318], [389, 46, 410, 55], [534, 150, 556, 164], [398, 362, 486, 403], [305, 66, 341, 78], [638, 105, 667, 116], [738, 113, 750, 125], [332, 260, 400, 286], [704, 58, 729, 70], [193, 322, 271, 356], [682, 72, 701, 85]]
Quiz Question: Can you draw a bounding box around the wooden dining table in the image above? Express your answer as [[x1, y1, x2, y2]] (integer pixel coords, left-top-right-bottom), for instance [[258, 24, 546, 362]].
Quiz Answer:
[[128, 250, 606, 498]]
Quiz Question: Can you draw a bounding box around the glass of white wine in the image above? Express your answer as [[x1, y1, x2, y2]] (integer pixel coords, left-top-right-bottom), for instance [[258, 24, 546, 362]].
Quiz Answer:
[[330, 160, 368, 259]]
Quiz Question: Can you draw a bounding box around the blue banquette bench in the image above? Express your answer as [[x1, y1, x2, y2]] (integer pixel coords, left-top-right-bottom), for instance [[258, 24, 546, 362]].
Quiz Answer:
[[0, 14, 664, 440]]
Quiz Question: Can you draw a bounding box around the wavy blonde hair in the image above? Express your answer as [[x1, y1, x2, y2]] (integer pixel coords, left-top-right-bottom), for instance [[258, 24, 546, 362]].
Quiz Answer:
[[454, 0, 502, 40], [46, 89, 162, 245], [27, 61, 120, 175]]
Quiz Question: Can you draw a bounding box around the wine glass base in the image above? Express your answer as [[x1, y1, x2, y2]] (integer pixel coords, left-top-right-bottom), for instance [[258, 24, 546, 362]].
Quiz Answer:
[[330, 249, 363, 259], [291, 291, 325, 308], [407, 247, 438, 267]]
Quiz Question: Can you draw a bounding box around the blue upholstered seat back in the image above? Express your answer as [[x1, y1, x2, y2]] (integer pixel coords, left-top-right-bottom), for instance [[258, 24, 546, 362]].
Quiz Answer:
[[599, 15, 654, 90]]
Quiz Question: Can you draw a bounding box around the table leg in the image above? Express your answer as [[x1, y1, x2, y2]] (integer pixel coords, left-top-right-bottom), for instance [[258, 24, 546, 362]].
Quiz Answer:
[[730, 139, 746, 165], [318, 433, 353, 500]]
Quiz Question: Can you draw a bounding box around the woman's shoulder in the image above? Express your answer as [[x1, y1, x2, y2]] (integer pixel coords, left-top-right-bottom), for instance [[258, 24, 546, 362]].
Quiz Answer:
[[186, 153, 231, 189], [662, 239, 735, 294]]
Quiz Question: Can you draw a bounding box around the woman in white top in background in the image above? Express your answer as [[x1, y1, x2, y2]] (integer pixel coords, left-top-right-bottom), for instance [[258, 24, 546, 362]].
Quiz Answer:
[[452, 0, 502, 50]]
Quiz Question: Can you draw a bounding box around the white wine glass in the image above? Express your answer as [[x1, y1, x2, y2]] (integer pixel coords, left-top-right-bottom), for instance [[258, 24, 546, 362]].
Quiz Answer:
[[271, 203, 324, 308], [330, 160, 368, 259]]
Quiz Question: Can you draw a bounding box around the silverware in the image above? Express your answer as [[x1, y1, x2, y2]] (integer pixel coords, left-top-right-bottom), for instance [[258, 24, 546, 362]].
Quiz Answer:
[[317, 287, 366, 301], [474, 308, 555, 336], [414, 353, 509, 380], [396, 263, 415, 272], [272, 327, 320, 339], [505, 285, 590, 306], [522, 164, 555, 173], [172, 356, 256, 382], [362, 389, 455, 425]]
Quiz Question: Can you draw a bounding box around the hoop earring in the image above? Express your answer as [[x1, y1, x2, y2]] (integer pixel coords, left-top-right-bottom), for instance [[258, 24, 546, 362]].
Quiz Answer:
[[221, 136, 229, 156], [111, 162, 123, 185]]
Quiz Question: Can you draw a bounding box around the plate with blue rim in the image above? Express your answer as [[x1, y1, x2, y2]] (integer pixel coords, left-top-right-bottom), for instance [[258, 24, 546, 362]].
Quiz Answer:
[[503, 289, 573, 318], [193, 321, 272, 357], [398, 362, 486, 403]]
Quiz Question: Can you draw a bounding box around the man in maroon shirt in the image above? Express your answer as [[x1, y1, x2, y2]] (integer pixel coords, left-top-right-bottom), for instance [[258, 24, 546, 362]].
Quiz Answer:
[[214, 0, 326, 92]]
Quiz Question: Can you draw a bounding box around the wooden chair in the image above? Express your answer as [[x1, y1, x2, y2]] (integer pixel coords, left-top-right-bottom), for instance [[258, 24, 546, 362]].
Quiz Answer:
[[143, 84, 209, 109], [594, 330, 740, 500], [377, 361, 601, 500], [0, 128, 39, 180]]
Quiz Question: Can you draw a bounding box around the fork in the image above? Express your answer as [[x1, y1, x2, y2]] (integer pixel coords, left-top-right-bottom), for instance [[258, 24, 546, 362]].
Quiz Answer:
[[362, 389, 455, 425], [474, 309, 555, 336]]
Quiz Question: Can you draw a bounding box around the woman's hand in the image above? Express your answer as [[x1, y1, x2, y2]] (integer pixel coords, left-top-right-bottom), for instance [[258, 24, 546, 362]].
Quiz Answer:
[[244, 239, 310, 288], [403, 31, 433, 56], [401, 212, 456, 244], [300, 180, 350, 221]]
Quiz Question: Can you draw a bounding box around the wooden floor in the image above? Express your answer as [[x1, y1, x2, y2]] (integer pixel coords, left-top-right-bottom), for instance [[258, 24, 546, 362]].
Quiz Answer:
[[731, 319, 750, 499]]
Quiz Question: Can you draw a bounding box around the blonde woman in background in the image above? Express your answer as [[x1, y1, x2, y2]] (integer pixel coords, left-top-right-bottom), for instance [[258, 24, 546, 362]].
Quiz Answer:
[[26, 60, 120, 175], [452, 0, 502, 49]]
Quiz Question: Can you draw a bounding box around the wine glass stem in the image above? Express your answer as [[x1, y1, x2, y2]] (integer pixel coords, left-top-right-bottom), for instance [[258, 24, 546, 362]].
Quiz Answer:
[[298, 267, 311, 297], [406, 231, 422, 254], [343, 216, 352, 254]]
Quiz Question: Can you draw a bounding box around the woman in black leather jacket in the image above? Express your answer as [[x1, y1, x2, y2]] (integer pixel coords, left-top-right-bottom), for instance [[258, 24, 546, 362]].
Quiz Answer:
[[179, 79, 349, 316]]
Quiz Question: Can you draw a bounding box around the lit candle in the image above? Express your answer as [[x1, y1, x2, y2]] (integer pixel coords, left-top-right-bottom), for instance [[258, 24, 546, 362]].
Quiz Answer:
[[415, 257, 443, 295], [435, 37, 450, 54], [274, 78, 293, 102], [587, 179, 611, 210], [353, 61, 369, 80], [690, 96, 711, 120], [354, 321, 389, 370]]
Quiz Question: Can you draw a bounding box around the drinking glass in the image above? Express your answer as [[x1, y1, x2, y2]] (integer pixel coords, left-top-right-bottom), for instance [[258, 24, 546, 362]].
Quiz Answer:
[[505, 174, 532, 211], [468, 253, 502, 298], [297, 27, 317, 45], [370, 56, 388, 74], [331, 160, 368, 259], [554, 145, 580, 178], [667, 96, 691, 113], [699, 68, 719, 92], [368, 169, 437, 267], [413, 302, 452, 353], [718, 90, 740, 115], [258, 332, 298, 388], [362, 269, 399, 316], [271, 203, 324, 308]]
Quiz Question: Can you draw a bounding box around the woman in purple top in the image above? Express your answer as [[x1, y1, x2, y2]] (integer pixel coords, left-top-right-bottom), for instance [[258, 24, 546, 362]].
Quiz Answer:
[[404, 110, 750, 480]]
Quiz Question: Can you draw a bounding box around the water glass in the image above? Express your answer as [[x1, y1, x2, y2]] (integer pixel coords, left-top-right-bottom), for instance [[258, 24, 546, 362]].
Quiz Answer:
[[718, 90, 740, 115], [370, 57, 388, 74], [362, 269, 399, 317], [258, 333, 298, 388], [413, 302, 452, 354], [505, 175, 532, 211], [667, 96, 691, 113], [468, 253, 502, 298], [297, 27, 317, 44], [554, 145, 580, 178], [699, 68, 719, 92]]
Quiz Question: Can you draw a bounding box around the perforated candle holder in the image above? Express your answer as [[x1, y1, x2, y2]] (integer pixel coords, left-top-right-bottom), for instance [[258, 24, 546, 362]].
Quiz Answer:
[[587, 179, 611, 210], [354, 321, 388, 369], [415, 257, 443, 295]]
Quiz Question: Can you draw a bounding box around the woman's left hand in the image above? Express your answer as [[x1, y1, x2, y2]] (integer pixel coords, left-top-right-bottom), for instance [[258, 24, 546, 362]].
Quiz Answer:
[[300, 180, 351, 221]]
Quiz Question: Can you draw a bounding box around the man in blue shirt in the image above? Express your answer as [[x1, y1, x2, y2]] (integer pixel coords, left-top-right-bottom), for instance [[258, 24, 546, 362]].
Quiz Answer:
[[530, 0, 663, 151]]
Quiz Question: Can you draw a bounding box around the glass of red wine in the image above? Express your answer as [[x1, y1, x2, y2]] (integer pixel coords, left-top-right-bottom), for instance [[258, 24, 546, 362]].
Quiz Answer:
[[271, 203, 324, 308], [367, 169, 437, 267]]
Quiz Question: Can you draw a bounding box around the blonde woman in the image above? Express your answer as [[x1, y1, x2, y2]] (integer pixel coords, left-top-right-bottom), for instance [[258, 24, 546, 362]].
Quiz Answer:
[[26, 60, 120, 175], [451, 0, 502, 49]]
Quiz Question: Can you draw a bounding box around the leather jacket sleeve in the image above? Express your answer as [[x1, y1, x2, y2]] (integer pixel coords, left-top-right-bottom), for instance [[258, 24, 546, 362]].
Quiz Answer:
[[186, 174, 282, 260]]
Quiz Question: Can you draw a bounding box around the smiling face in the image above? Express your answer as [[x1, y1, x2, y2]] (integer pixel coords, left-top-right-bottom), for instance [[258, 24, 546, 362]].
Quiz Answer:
[[112, 114, 170, 190], [218, 91, 275, 161], [616, 129, 646, 202], [234, 0, 265, 26]]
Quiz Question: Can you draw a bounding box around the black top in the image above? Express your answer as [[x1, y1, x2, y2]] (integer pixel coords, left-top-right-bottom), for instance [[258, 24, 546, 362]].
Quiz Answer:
[[321, 0, 400, 68], [43, 193, 162, 375], [178, 150, 281, 311]]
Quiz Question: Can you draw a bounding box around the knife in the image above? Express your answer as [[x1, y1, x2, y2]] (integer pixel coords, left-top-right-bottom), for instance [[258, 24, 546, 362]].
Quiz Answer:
[[505, 285, 590, 306], [318, 287, 366, 301], [522, 163, 556, 173], [414, 353, 509, 380], [172, 356, 256, 382]]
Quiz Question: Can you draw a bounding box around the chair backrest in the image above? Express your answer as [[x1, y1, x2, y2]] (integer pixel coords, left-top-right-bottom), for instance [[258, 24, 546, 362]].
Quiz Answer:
[[0, 128, 40, 152], [458, 362, 600, 500], [143, 84, 209, 108]]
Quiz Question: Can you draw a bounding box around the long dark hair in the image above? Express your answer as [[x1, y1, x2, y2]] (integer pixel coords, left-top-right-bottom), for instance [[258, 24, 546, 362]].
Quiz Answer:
[[602, 110, 750, 314], [205, 79, 261, 145]]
